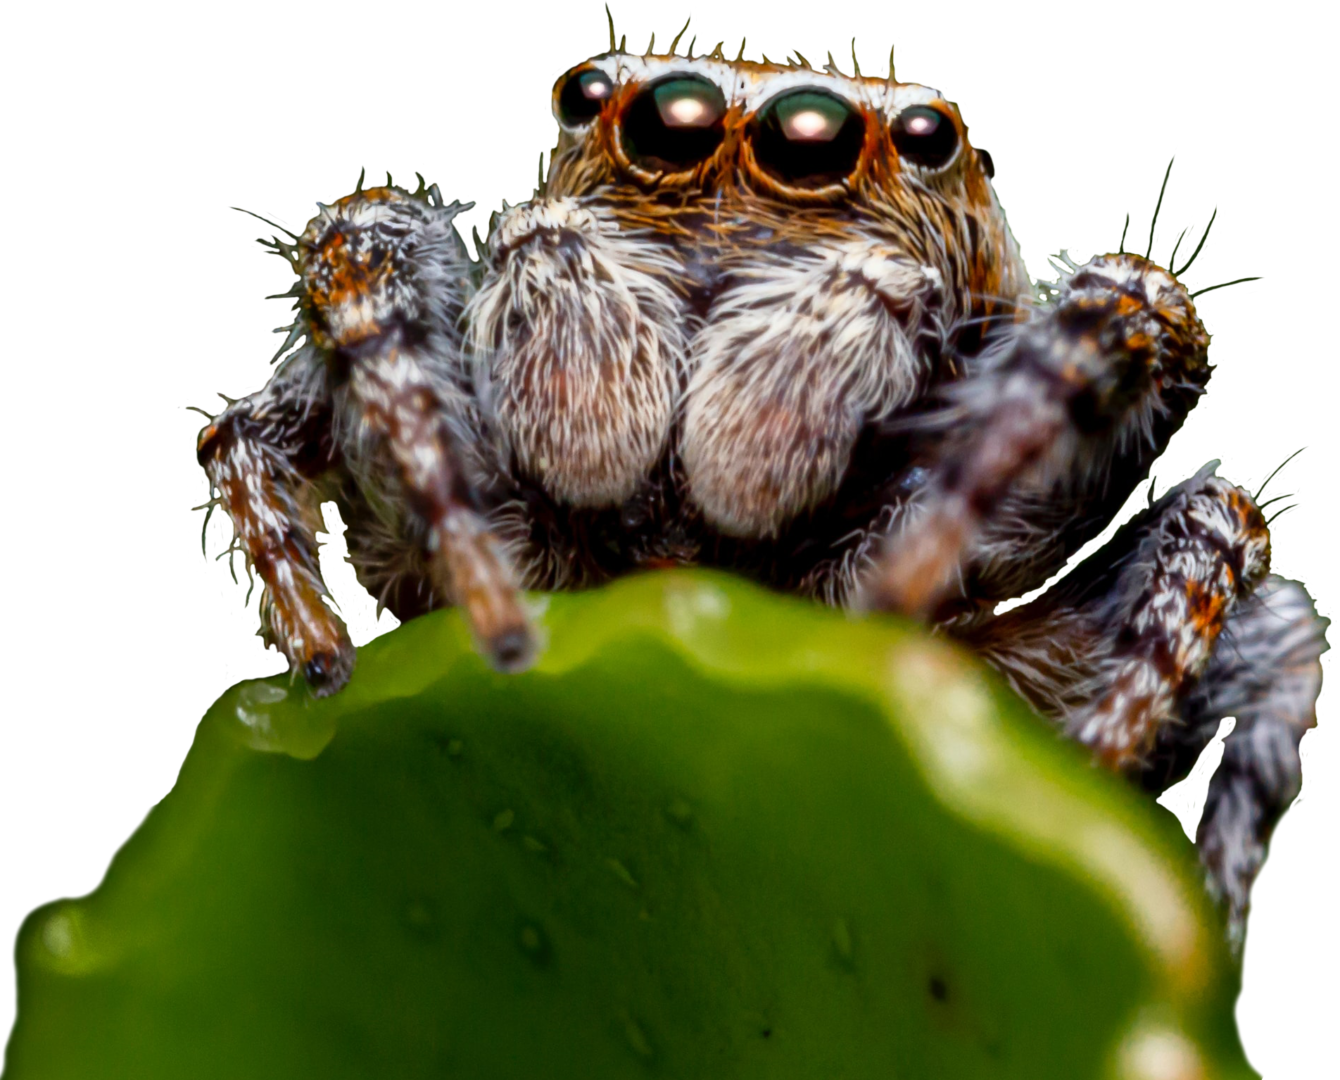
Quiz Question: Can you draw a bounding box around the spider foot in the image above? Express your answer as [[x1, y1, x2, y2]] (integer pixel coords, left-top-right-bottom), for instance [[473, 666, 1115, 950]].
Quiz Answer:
[[437, 511, 537, 673], [302, 642, 357, 698]]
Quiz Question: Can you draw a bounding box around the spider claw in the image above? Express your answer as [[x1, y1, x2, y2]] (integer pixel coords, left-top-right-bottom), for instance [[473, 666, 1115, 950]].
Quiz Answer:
[[485, 625, 539, 675], [302, 643, 356, 697]]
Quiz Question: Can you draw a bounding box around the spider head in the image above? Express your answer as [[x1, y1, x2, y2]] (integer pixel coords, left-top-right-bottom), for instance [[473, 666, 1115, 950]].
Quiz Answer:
[[469, 47, 1030, 533]]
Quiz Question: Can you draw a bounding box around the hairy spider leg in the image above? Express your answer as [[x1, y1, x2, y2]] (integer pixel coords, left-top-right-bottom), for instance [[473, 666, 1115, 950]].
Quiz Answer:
[[298, 186, 536, 676], [958, 470, 1325, 948], [1174, 576, 1326, 949], [202, 184, 535, 693], [344, 339, 534, 670], [198, 369, 352, 694], [863, 252, 1211, 617]]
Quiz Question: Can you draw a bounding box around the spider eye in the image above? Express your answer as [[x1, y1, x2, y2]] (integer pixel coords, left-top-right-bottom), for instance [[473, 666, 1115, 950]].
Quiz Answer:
[[555, 67, 615, 127], [975, 148, 996, 182], [621, 75, 727, 174], [891, 106, 959, 170], [750, 89, 865, 188]]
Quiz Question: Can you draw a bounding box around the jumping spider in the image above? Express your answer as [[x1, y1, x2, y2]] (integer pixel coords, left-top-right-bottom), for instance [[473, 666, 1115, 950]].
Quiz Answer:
[[197, 30, 1326, 947]]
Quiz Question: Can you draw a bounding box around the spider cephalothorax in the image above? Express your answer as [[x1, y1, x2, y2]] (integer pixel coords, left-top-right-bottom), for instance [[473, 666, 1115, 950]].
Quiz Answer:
[[198, 34, 1325, 947]]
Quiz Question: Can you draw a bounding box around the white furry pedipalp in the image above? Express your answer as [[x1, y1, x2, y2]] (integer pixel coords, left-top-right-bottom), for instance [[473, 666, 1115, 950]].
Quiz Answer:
[[682, 240, 945, 537], [467, 197, 689, 507]]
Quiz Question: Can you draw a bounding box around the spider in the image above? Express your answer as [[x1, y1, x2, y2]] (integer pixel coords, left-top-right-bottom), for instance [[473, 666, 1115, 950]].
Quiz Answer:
[[196, 25, 1326, 948]]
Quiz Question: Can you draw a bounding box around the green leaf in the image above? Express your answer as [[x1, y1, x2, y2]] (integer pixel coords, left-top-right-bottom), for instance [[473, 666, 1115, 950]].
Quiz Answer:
[[5, 571, 1252, 1079]]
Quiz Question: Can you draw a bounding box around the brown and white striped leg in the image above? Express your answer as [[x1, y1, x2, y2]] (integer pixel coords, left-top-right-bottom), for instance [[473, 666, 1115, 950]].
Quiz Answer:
[[197, 378, 353, 695], [298, 184, 536, 672], [344, 338, 534, 670], [961, 471, 1327, 942], [864, 252, 1211, 617], [1064, 477, 1271, 770]]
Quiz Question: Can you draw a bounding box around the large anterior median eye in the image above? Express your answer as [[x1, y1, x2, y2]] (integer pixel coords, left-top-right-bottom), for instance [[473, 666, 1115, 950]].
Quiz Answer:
[[555, 67, 615, 126], [891, 106, 959, 170], [750, 89, 865, 188], [621, 75, 726, 173]]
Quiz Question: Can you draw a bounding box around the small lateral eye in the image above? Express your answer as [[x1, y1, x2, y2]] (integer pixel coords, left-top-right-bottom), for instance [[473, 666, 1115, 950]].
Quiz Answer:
[[891, 106, 959, 170], [555, 68, 615, 126], [750, 89, 865, 189], [621, 75, 727, 174]]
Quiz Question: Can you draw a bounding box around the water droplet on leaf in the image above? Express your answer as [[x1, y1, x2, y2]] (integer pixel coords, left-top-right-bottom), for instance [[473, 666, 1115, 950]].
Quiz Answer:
[[515, 920, 551, 967], [665, 797, 694, 827], [832, 917, 854, 964], [42, 914, 74, 958], [622, 1015, 654, 1059], [606, 857, 638, 889]]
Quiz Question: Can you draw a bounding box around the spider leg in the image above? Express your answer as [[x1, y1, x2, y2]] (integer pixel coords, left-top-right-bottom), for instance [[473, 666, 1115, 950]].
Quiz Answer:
[[960, 470, 1327, 944], [864, 252, 1211, 617], [1167, 576, 1326, 949], [299, 185, 535, 672], [197, 364, 352, 694], [342, 338, 533, 669]]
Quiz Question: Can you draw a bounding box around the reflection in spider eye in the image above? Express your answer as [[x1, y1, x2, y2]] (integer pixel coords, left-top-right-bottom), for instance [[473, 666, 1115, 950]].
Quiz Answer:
[[891, 106, 959, 170], [664, 94, 710, 125], [649, 77, 725, 128], [750, 89, 865, 189], [621, 75, 727, 174], [556, 68, 614, 126], [785, 107, 836, 140]]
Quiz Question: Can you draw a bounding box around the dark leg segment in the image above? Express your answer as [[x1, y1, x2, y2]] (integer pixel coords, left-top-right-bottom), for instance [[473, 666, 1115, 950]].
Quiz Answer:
[[865, 253, 1211, 617], [1176, 576, 1327, 949]]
